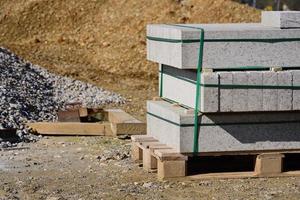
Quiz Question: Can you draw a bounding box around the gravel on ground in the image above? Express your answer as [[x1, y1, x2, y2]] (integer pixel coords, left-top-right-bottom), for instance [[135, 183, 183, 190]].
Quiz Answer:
[[0, 47, 125, 148]]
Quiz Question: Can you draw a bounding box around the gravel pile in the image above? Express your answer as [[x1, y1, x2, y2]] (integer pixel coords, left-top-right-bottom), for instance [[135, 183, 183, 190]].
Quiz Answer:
[[0, 47, 125, 148]]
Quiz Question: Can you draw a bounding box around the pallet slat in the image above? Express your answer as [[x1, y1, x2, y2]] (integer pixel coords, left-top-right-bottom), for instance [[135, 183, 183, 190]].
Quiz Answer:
[[28, 109, 146, 136], [132, 135, 300, 180]]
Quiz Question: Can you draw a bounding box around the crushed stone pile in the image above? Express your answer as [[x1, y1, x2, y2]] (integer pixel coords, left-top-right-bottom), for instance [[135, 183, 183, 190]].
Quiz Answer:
[[0, 47, 125, 148]]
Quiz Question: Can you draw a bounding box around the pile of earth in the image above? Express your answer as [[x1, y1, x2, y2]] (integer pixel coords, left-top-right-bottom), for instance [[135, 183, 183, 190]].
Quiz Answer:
[[0, 0, 260, 119]]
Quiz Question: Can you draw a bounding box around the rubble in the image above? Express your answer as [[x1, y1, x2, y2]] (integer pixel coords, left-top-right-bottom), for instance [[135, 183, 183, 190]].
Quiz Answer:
[[0, 47, 125, 148]]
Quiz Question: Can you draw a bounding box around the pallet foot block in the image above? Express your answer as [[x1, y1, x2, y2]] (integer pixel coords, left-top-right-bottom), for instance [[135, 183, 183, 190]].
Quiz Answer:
[[143, 148, 157, 171], [147, 23, 300, 69], [107, 109, 146, 135], [131, 135, 158, 162], [254, 153, 284, 176], [262, 11, 300, 29], [147, 100, 300, 153], [157, 160, 186, 180], [159, 65, 297, 112], [131, 142, 143, 162]]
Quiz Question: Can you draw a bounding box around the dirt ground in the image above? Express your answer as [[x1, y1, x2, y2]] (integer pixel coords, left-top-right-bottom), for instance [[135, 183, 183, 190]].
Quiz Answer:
[[0, 137, 300, 200], [0, 0, 260, 120], [1, 1, 299, 199]]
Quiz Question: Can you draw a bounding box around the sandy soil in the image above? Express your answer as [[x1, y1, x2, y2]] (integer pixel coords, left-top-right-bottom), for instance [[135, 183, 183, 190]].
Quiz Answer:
[[0, 0, 260, 120], [1, 1, 298, 199], [0, 137, 300, 200]]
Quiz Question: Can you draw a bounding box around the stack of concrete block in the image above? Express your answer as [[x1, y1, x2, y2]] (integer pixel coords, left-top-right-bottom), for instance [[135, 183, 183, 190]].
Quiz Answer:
[[147, 24, 300, 69], [160, 64, 300, 112], [147, 100, 300, 153], [146, 11, 300, 153]]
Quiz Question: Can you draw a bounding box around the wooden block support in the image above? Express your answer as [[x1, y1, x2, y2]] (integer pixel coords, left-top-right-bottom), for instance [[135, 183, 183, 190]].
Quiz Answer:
[[254, 153, 284, 176], [143, 148, 157, 171], [107, 109, 146, 135], [157, 160, 186, 179], [131, 142, 143, 162], [142, 143, 171, 171], [27, 122, 110, 136], [131, 135, 158, 143]]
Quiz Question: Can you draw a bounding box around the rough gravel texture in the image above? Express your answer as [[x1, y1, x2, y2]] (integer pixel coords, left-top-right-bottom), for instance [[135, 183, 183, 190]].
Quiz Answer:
[[1, 136, 300, 200], [0, 47, 125, 147]]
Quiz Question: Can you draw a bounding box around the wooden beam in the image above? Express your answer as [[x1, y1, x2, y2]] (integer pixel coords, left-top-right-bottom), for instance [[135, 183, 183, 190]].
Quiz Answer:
[[27, 122, 111, 136], [107, 109, 146, 135]]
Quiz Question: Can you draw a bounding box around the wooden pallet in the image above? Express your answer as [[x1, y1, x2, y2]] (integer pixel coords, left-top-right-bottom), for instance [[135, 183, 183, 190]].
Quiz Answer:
[[132, 135, 300, 180], [132, 135, 187, 179], [28, 109, 146, 136]]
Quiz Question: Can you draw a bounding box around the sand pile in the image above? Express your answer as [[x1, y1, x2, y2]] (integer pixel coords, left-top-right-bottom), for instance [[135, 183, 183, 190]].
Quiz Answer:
[[0, 0, 260, 118]]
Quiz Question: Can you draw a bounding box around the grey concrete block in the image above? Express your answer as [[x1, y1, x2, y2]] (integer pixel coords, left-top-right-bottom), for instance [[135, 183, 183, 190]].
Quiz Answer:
[[277, 71, 292, 110], [262, 11, 300, 28], [159, 64, 197, 109], [147, 100, 300, 153], [263, 71, 278, 111], [200, 72, 219, 112], [293, 71, 300, 110], [147, 24, 300, 69], [219, 72, 233, 112], [232, 72, 248, 111], [159, 65, 300, 112], [248, 71, 263, 111]]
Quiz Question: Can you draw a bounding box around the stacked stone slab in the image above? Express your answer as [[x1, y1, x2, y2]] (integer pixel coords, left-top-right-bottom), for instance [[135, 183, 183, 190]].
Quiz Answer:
[[159, 64, 300, 112], [262, 11, 300, 28], [147, 100, 300, 153], [147, 14, 300, 69], [146, 11, 300, 153]]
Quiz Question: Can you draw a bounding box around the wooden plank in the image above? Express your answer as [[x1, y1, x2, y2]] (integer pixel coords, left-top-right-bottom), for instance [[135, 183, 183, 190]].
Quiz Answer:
[[189, 172, 256, 180], [189, 170, 300, 180], [154, 149, 188, 161], [27, 122, 109, 136], [185, 149, 300, 157], [107, 109, 146, 135], [138, 141, 161, 148], [131, 135, 157, 142]]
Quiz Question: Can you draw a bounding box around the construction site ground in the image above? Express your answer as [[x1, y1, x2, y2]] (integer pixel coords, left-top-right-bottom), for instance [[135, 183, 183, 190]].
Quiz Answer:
[[0, 0, 299, 199], [0, 136, 300, 200]]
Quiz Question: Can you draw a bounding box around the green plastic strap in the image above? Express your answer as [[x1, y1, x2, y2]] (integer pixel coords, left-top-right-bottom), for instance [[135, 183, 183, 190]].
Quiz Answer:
[[193, 27, 204, 154], [159, 69, 300, 90], [159, 65, 164, 97], [169, 24, 204, 154], [147, 111, 300, 127], [147, 36, 300, 43]]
